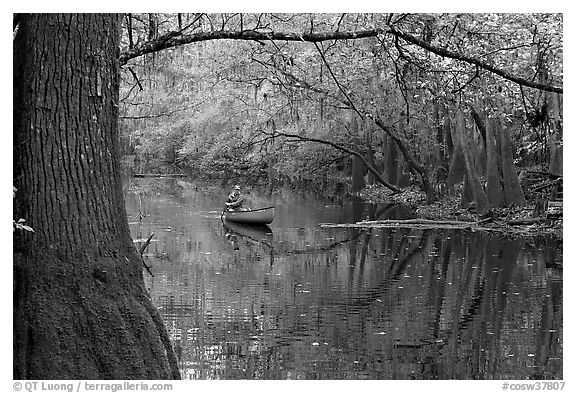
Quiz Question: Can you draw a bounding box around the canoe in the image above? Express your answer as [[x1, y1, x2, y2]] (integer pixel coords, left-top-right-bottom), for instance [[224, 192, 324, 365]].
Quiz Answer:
[[223, 206, 274, 225]]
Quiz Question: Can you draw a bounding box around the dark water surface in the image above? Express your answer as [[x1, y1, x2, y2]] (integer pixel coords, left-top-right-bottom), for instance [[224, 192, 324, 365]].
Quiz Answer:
[[124, 179, 562, 380]]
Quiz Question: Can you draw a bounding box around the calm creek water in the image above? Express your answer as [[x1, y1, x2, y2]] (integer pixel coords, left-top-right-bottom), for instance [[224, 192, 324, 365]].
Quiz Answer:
[[124, 178, 562, 380]]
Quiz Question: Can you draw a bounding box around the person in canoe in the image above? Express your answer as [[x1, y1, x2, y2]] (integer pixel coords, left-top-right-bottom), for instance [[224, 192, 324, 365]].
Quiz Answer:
[[225, 184, 248, 212]]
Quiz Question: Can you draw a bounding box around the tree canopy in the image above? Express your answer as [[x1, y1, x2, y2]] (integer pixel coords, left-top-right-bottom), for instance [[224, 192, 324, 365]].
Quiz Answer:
[[118, 13, 561, 202]]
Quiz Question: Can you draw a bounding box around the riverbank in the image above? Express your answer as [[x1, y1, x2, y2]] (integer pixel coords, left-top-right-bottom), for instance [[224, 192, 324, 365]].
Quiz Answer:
[[359, 184, 563, 239]]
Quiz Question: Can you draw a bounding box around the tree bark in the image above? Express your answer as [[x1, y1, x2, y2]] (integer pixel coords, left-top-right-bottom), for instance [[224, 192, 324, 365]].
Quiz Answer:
[[455, 111, 489, 214], [469, 106, 487, 147], [383, 135, 398, 185], [447, 119, 466, 191], [498, 119, 526, 207], [365, 129, 376, 185], [351, 117, 366, 192], [548, 93, 563, 177], [351, 155, 366, 193], [485, 118, 505, 207], [13, 14, 180, 379]]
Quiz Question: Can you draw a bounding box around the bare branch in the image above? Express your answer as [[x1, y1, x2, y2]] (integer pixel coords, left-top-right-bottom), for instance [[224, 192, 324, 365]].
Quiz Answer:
[[268, 130, 401, 193], [452, 65, 480, 94], [313, 42, 363, 119], [128, 67, 143, 91]]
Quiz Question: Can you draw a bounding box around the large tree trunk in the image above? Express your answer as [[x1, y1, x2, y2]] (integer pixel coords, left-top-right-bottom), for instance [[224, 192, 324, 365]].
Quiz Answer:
[[454, 111, 489, 214], [447, 119, 466, 191], [548, 93, 563, 177], [485, 118, 505, 207], [351, 117, 366, 192], [499, 119, 526, 207], [351, 155, 366, 192], [383, 135, 398, 185], [13, 14, 180, 379]]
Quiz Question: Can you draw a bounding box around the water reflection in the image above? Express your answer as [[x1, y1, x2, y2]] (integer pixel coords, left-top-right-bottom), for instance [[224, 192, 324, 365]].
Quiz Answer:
[[125, 179, 562, 380]]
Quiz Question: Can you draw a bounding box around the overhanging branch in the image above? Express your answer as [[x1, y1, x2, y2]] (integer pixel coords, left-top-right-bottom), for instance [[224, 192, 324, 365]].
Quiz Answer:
[[118, 23, 562, 94], [387, 26, 562, 94], [119, 28, 385, 66]]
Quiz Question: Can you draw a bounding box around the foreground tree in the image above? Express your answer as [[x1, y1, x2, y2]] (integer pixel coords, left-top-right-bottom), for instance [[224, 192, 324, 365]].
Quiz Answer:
[[13, 14, 180, 379]]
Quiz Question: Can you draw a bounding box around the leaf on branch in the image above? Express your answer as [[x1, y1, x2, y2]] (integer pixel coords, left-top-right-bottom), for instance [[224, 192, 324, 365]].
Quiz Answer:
[[13, 219, 35, 233]]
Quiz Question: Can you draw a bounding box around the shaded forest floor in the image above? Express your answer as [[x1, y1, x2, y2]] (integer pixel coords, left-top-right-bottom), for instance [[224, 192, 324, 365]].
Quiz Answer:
[[360, 184, 563, 240]]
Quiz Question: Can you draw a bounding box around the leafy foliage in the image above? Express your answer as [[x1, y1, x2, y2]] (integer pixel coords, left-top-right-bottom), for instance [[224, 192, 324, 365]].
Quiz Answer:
[[119, 13, 562, 194]]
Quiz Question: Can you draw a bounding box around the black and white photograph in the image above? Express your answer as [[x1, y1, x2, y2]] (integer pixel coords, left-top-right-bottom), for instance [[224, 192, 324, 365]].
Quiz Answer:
[[12, 11, 564, 386]]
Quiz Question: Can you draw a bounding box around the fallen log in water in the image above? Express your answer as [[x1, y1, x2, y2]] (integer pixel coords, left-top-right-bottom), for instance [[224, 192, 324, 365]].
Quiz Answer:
[[361, 218, 474, 226], [134, 173, 187, 178], [319, 218, 490, 231], [319, 216, 561, 237], [506, 218, 547, 226]]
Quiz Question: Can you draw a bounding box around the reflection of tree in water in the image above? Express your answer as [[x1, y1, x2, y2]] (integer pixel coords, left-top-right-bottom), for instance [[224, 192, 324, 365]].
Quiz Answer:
[[272, 228, 562, 379], [146, 214, 562, 379], [270, 202, 403, 257]]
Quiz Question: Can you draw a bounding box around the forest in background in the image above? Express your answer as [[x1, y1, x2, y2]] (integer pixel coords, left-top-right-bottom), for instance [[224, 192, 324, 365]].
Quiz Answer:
[[118, 13, 562, 216]]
